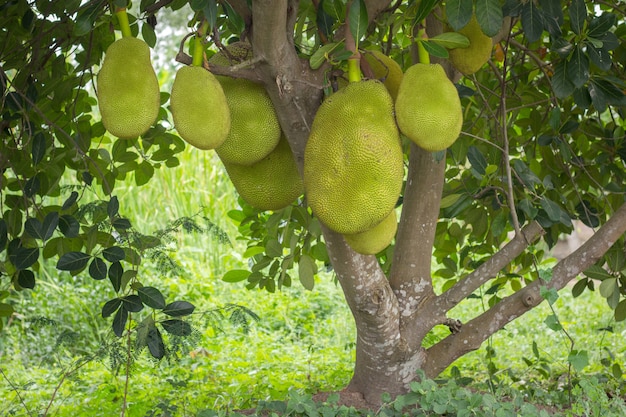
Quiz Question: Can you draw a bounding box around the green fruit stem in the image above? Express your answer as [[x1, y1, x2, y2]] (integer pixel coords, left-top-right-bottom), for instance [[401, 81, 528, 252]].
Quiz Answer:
[[114, 8, 132, 38], [417, 27, 430, 65], [192, 19, 209, 67], [347, 57, 362, 83]]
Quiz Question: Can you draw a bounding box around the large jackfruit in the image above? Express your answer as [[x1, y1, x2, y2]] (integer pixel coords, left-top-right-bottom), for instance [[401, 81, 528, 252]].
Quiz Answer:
[[344, 208, 397, 255], [209, 42, 281, 165], [362, 50, 403, 100], [304, 80, 404, 235], [170, 66, 230, 150], [222, 136, 303, 211], [395, 63, 462, 152], [448, 16, 493, 75], [97, 37, 160, 139]]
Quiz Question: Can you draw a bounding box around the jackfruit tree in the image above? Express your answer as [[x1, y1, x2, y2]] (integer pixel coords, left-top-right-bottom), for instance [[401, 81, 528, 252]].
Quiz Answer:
[[1, 0, 626, 407]]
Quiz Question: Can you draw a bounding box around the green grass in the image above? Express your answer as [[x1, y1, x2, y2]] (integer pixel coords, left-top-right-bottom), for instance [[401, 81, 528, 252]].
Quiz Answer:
[[1, 147, 625, 416]]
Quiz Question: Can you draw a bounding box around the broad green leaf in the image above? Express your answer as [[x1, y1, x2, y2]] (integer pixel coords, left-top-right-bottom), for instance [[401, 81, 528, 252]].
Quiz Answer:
[[112, 218, 132, 230], [265, 238, 283, 258], [17, 270, 35, 289], [445, 0, 472, 31], [102, 298, 122, 318], [161, 319, 192, 336], [467, 146, 487, 176], [32, 132, 46, 165], [310, 42, 344, 70], [243, 246, 266, 258], [567, 45, 589, 88], [571, 279, 589, 298], [599, 278, 617, 298], [222, 269, 251, 283], [421, 40, 449, 58], [58, 214, 80, 238], [569, 0, 586, 35], [348, 0, 368, 45], [584, 265, 612, 281], [431, 32, 470, 49], [163, 300, 196, 317], [0, 303, 15, 317], [0, 219, 7, 251], [56, 251, 90, 271], [107, 196, 120, 218], [440, 194, 462, 209], [551, 61, 574, 98], [476, 0, 503, 37], [540, 197, 561, 222], [298, 254, 316, 290], [203, 1, 218, 31], [586, 43, 611, 71], [112, 306, 128, 337], [138, 286, 166, 310], [108, 261, 123, 292], [41, 212, 58, 241], [615, 299, 626, 322], [122, 295, 144, 313], [24, 218, 43, 240], [540, 286, 559, 305], [102, 246, 125, 262], [141, 23, 156, 48], [588, 13, 616, 38], [190, 0, 208, 11], [413, 0, 440, 26], [520, 0, 543, 42], [147, 325, 165, 359], [544, 314, 562, 331], [568, 350, 588, 372]]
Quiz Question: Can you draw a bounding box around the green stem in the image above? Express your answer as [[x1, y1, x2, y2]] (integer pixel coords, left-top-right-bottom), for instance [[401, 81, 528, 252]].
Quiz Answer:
[[417, 27, 430, 65], [192, 19, 210, 67], [115, 8, 132, 38], [347, 57, 361, 83]]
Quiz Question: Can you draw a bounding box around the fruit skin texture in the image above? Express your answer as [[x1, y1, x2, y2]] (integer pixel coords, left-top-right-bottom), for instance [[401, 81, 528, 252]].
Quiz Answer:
[[170, 66, 230, 150], [395, 63, 463, 152], [209, 43, 281, 165], [222, 136, 303, 211], [304, 80, 404, 235], [97, 37, 160, 139], [362, 50, 403, 100], [344, 209, 397, 255], [448, 16, 493, 75]]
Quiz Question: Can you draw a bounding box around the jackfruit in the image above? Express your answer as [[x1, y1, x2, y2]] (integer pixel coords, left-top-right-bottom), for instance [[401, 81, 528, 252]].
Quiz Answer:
[[222, 136, 303, 211], [395, 63, 462, 152], [304, 80, 404, 235], [209, 43, 281, 165], [362, 50, 403, 100], [448, 16, 493, 75], [170, 66, 230, 150], [97, 37, 160, 139], [344, 208, 397, 255]]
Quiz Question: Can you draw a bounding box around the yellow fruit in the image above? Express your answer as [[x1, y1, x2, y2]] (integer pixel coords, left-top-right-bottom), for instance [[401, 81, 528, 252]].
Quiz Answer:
[[170, 66, 230, 150], [222, 136, 303, 211], [395, 63, 463, 152], [448, 16, 493, 75], [344, 209, 397, 255], [209, 43, 281, 165], [362, 50, 403, 100], [97, 37, 160, 139], [304, 80, 404, 235]]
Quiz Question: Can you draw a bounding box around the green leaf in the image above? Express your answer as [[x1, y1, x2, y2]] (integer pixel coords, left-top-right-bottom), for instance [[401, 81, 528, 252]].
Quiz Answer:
[[431, 32, 470, 49], [298, 254, 316, 290], [74, 1, 102, 36], [141, 23, 156, 48], [121, 295, 143, 313], [544, 314, 562, 331], [568, 350, 589, 372], [540, 197, 562, 222], [102, 246, 125, 262], [348, 0, 368, 45], [310, 42, 344, 70], [108, 261, 124, 292], [190, 0, 208, 11], [89, 257, 107, 280], [112, 217, 132, 230], [112, 306, 128, 337], [440, 194, 462, 209], [265, 238, 283, 258], [520, 0, 543, 42], [567, 45, 589, 88], [475, 0, 503, 37], [0, 219, 7, 251], [467, 146, 487, 176], [540, 286, 559, 305], [57, 251, 90, 271], [58, 214, 80, 238], [421, 40, 449, 58], [138, 286, 166, 310], [615, 300, 626, 322], [102, 298, 122, 318], [222, 269, 251, 283], [203, 0, 218, 31], [584, 265, 612, 281], [444, 0, 472, 31], [0, 303, 15, 317], [569, 0, 587, 35], [107, 196, 119, 218], [163, 300, 195, 317], [41, 212, 58, 241], [17, 270, 35, 289], [599, 278, 617, 298], [32, 132, 46, 165], [24, 218, 43, 240], [413, 0, 439, 26], [147, 325, 165, 359], [571, 279, 588, 298], [161, 319, 192, 336]]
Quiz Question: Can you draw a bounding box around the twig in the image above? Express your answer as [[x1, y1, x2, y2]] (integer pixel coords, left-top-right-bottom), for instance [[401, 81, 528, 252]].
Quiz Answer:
[[0, 367, 32, 416]]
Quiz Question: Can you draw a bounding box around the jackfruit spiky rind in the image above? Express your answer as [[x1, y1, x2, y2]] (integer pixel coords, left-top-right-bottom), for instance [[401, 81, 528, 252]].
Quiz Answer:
[[448, 16, 493, 75], [209, 43, 281, 166], [304, 80, 404, 235], [395, 63, 463, 152], [362, 50, 403, 100], [170, 66, 230, 150], [222, 136, 303, 211], [344, 208, 397, 255], [97, 37, 160, 139]]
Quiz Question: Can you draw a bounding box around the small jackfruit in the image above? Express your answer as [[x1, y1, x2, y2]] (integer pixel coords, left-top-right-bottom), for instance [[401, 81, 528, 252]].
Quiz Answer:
[[395, 63, 463, 152], [97, 37, 160, 139], [362, 50, 403, 100], [170, 66, 230, 150], [222, 136, 303, 211], [304, 80, 404, 235], [448, 16, 493, 75], [344, 209, 397, 255], [209, 43, 281, 165]]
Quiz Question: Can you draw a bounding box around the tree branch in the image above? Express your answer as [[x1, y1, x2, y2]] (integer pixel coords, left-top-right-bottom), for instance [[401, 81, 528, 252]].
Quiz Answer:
[[424, 203, 626, 377], [435, 221, 544, 314]]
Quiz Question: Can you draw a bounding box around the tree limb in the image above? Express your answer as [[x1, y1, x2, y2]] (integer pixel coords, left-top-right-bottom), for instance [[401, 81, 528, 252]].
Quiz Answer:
[[424, 202, 626, 377]]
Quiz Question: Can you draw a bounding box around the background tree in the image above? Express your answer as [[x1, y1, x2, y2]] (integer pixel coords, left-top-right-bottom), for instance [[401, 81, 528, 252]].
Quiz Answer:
[[1, 0, 625, 407]]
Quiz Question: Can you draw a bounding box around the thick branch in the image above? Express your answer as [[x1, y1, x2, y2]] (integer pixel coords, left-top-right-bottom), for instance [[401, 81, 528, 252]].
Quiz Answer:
[[423, 203, 626, 377], [435, 221, 544, 314]]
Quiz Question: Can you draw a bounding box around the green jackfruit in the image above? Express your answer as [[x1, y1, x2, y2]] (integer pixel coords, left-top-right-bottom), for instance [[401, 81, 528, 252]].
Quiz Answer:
[[344, 209, 397, 255], [448, 16, 493, 75], [304, 80, 404, 235], [362, 50, 403, 100], [209, 43, 281, 165], [97, 37, 160, 139], [222, 136, 303, 211], [395, 63, 463, 152], [170, 66, 230, 150]]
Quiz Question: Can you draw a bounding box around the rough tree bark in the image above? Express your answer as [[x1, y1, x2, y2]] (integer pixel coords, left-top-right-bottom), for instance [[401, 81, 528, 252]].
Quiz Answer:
[[214, 1, 626, 405]]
